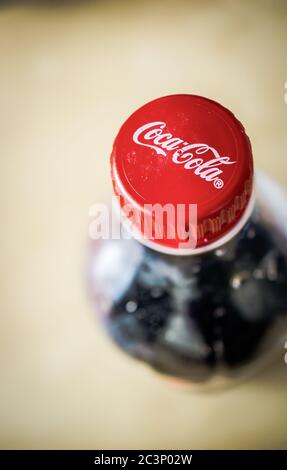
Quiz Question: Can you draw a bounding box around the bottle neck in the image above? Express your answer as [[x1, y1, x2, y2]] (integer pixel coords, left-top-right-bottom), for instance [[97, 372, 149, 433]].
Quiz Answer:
[[112, 187, 256, 257]]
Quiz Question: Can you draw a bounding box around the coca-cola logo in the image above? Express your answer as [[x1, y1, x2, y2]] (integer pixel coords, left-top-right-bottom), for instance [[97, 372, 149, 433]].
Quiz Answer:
[[133, 121, 236, 189]]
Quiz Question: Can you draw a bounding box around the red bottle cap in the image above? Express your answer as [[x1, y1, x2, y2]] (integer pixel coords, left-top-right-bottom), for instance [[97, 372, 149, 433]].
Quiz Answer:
[[111, 94, 254, 253]]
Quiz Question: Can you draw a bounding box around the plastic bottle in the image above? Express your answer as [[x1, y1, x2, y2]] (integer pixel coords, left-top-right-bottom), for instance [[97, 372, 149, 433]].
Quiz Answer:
[[88, 95, 287, 388]]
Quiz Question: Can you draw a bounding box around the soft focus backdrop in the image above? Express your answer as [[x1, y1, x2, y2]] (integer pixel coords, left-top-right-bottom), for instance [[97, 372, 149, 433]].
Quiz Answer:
[[0, 0, 287, 449]]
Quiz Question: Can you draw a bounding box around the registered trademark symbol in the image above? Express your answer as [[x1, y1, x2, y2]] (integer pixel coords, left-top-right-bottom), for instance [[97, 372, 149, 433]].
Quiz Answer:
[[214, 179, 224, 189]]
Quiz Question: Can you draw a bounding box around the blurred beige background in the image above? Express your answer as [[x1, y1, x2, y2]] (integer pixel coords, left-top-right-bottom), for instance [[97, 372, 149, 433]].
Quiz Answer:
[[0, 0, 287, 450]]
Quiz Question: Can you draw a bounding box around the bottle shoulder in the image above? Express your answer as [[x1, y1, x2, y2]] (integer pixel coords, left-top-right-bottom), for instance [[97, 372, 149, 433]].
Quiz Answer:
[[88, 209, 287, 308], [88, 170, 287, 314]]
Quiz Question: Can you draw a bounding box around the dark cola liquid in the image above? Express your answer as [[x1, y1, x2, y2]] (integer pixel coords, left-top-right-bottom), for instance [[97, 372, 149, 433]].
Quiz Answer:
[[88, 205, 287, 385]]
